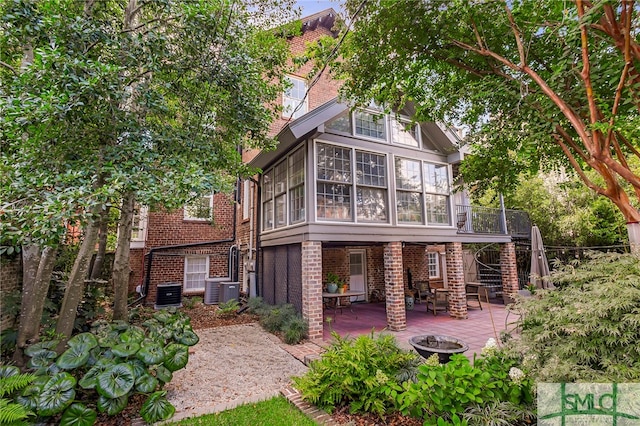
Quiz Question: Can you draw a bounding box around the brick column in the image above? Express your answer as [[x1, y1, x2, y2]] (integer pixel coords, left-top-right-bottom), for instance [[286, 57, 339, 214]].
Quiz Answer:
[[301, 241, 323, 341], [384, 241, 406, 331], [500, 242, 519, 303], [445, 242, 467, 319]]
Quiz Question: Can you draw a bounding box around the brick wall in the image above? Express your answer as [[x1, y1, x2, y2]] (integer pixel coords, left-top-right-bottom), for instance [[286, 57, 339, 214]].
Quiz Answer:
[[366, 246, 385, 300], [384, 241, 406, 331], [445, 242, 467, 319], [0, 256, 21, 332], [322, 247, 350, 286]]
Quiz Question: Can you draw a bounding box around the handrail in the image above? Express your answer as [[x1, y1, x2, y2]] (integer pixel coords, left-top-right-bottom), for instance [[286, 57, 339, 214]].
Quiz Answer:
[[456, 205, 530, 237]]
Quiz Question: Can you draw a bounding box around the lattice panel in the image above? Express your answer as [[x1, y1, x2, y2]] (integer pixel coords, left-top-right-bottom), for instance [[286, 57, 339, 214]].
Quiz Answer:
[[287, 245, 302, 312]]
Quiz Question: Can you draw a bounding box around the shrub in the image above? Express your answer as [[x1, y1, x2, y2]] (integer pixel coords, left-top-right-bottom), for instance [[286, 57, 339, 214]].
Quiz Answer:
[[396, 351, 533, 425], [282, 317, 309, 344], [292, 332, 421, 416], [259, 304, 297, 334], [216, 299, 239, 317], [182, 296, 202, 309], [505, 251, 640, 382], [15, 308, 198, 424]]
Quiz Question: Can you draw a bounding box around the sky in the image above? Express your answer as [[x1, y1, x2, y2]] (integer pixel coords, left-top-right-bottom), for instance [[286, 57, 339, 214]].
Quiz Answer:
[[296, 0, 342, 17]]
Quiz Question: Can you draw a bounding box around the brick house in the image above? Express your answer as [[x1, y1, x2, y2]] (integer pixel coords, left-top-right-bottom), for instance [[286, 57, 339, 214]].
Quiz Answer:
[[128, 9, 341, 306], [130, 9, 530, 341]]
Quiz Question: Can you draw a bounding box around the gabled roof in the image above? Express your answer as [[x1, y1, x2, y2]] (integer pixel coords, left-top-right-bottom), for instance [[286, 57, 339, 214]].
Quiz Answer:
[[250, 98, 461, 170], [300, 8, 339, 36]]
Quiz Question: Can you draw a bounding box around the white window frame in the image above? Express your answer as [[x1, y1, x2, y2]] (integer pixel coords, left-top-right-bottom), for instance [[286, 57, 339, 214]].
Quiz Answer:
[[353, 108, 387, 141], [184, 256, 209, 293], [183, 193, 214, 221], [391, 117, 421, 148], [242, 180, 250, 221], [130, 205, 148, 249], [282, 75, 308, 119], [428, 252, 440, 279]]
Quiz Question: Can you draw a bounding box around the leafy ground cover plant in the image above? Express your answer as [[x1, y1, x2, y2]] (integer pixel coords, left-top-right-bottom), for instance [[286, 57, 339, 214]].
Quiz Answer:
[[395, 347, 534, 425], [292, 332, 421, 416], [11, 308, 198, 425], [505, 251, 640, 382]]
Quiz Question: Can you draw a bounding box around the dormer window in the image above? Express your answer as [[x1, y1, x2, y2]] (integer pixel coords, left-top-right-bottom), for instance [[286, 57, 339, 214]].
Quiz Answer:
[[391, 118, 420, 147], [354, 109, 386, 140], [282, 75, 308, 119]]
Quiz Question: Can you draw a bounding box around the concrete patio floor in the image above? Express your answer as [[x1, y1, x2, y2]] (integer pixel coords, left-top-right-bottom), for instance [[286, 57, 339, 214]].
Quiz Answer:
[[322, 300, 518, 358]]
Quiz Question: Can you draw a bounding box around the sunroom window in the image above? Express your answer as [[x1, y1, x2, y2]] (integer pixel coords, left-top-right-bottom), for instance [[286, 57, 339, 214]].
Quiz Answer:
[[316, 144, 352, 220], [395, 158, 423, 223], [325, 111, 352, 134], [261, 147, 306, 231], [355, 151, 387, 222], [424, 163, 450, 225]]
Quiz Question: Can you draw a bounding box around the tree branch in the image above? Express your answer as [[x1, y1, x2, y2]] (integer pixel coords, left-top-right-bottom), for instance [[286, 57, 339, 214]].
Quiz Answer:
[[0, 60, 17, 75], [576, 0, 603, 157], [503, 2, 526, 66], [552, 133, 605, 196]]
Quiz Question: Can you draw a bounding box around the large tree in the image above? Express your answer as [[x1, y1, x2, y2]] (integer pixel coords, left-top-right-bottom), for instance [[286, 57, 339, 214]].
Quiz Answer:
[[1, 0, 296, 350], [338, 0, 640, 249]]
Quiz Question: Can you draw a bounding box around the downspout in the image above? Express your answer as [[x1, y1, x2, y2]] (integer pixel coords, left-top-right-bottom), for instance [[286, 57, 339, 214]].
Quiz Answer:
[[250, 176, 262, 297], [129, 186, 239, 306]]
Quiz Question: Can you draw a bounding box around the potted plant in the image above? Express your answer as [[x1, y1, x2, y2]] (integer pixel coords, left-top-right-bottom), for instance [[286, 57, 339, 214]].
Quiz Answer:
[[326, 272, 342, 293]]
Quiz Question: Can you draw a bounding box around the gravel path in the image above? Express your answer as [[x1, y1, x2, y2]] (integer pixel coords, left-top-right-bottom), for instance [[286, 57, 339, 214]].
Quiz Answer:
[[164, 323, 308, 422]]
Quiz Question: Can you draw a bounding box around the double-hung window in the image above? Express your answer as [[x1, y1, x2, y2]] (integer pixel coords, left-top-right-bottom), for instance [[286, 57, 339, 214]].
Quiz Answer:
[[395, 158, 451, 225], [282, 75, 307, 119], [184, 194, 213, 221], [427, 252, 440, 278], [274, 161, 287, 228], [184, 256, 208, 292], [262, 171, 274, 230]]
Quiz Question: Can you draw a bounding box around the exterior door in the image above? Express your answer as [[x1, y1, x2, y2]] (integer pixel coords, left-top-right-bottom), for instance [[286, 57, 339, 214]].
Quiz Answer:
[[349, 250, 367, 302]]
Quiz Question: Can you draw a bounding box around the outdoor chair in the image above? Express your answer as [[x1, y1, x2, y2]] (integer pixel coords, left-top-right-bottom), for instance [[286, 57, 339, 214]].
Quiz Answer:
[[465, 283, 483, 310], [415, 281, 430, 304], [425, 282, 449, 316]]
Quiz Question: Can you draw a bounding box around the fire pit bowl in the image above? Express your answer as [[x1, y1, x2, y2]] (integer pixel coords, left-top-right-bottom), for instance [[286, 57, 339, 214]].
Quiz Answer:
[[409, 335, 469, 363]]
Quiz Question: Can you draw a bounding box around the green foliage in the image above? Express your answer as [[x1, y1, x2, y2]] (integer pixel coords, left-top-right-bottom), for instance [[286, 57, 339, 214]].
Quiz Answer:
[[292, 332, 421, 416], [182, 296, 202, 310], [505, 252, 640, 382], [338, 0, 640, 223], [12, 308, 198, 424], [259, 304, 297, 334], [0, 366, 35, 425], [247, 297, 309, 344], [396, 352, 533, 424], [281, 317, 309, 345], [216, 300, 240, 318], [170, 395, 317, 426]]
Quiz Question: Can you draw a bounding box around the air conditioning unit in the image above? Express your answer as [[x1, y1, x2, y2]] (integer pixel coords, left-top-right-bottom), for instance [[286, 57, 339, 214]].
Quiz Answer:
[[204, 278, 227, 305], [219, 282, 240, 303], [155, 282, 182, 309]]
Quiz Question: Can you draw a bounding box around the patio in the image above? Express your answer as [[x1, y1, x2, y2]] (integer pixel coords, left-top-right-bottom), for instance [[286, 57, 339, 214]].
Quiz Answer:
[[322, 301, 516, 358]]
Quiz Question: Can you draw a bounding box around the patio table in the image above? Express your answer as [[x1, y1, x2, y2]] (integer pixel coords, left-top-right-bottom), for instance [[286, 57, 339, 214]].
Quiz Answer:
[[322, 291, 366, 319]]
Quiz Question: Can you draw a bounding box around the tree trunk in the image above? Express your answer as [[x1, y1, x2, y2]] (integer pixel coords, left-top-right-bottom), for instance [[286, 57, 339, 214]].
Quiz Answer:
[[112, 191, 135, 321], [627, 222, 640, 257], [90, 208, 110, 280], [12, 245, 42, 365], [55, 209, 101, 352]]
